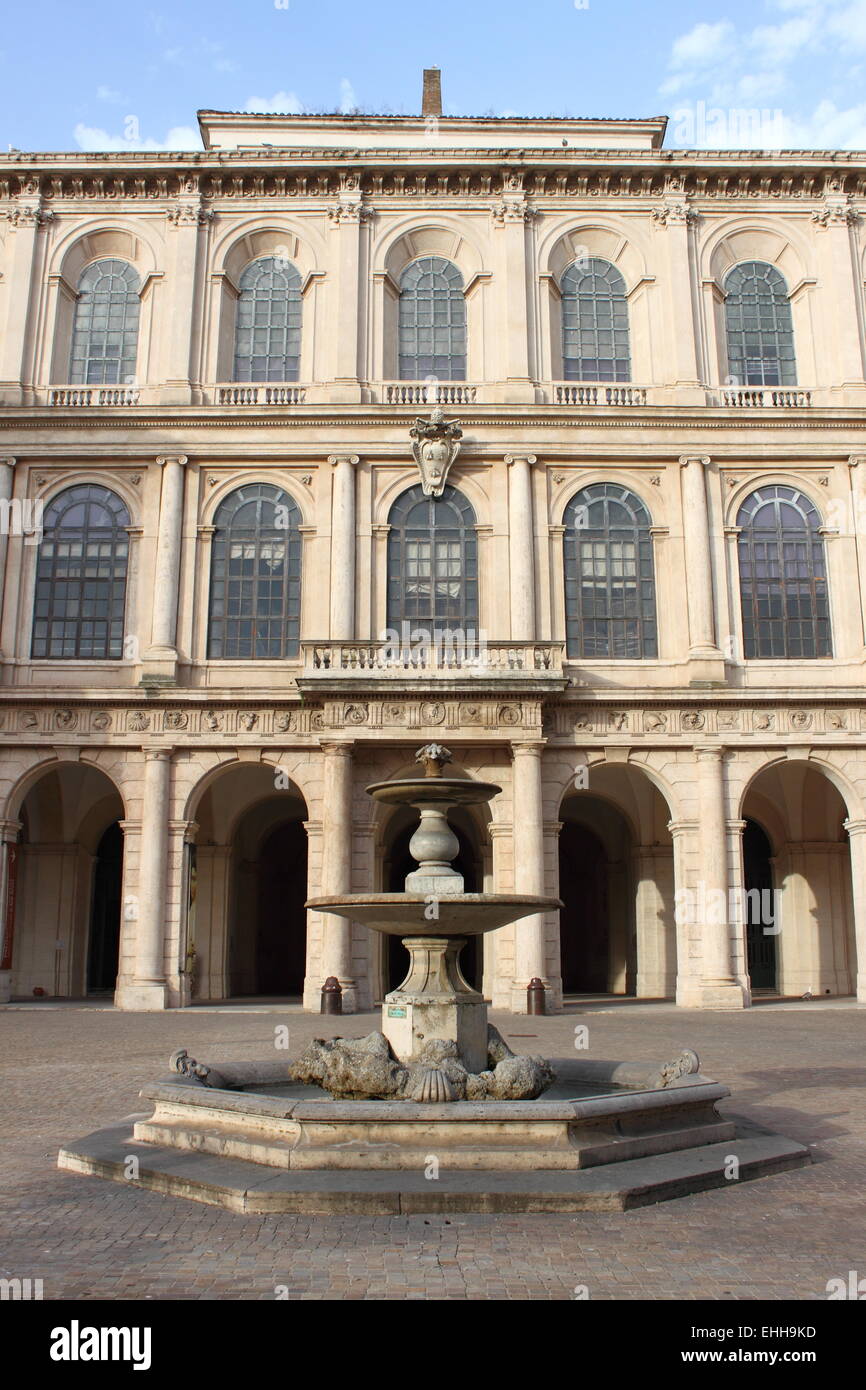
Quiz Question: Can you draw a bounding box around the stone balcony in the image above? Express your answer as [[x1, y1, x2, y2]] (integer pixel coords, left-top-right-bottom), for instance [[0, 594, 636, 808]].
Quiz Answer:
[[297, 639, 567, 695], [31, 381, 825, 410]]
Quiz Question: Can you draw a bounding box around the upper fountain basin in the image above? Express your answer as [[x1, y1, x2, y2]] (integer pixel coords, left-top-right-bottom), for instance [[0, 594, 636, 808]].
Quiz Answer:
[[306, 893, 561, 936], [365, 778, 502, 806]]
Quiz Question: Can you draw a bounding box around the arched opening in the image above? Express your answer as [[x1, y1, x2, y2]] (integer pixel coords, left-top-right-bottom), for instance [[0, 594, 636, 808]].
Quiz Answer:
[[87, 822, 123, 994], [190, 763, 309, 1002], [741, 761, 855, 997], [380, 804, 484, 995], [10, 763, 124, 999], [743, 818, 777, 991], [558, 766, 675, 999]]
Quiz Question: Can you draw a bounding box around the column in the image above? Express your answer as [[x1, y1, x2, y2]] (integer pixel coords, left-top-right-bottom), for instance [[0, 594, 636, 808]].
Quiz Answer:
[[843, 819, 866, 1001], [511, 741, 549, 1010], [125, 748, 172, 1010], [653, 194, 702, 394], [143, 455, 187, 683], [329, 455, 358, 641], [0, 821, 21, 1003], [633, 844, 675, 998], [694, 746, 745, 1008], [679, 455, 724, 675], [492, 193, 535, 402], [163, 202, 209, 404], [813, 200, 864, 394], [327, 181, 364, 402], [0, 459, 16, 659], [506, 455, 537, 641], [319, 741, 358, 1011], [0, 203, 49, 403]]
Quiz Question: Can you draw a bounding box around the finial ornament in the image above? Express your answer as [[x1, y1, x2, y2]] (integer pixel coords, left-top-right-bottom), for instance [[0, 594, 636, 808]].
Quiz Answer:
[[409, 408, 463, 497], [415, 742, 452, 777]]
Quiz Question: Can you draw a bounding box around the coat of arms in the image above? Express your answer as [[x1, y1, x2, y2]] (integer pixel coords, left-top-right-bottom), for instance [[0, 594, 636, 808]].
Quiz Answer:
[[409, 408, 463, 497]]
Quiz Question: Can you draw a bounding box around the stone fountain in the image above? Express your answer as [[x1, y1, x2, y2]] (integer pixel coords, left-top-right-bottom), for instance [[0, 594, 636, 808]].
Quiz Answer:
[[58, 745, 811, 1214], [300, 742, 558, 1098]]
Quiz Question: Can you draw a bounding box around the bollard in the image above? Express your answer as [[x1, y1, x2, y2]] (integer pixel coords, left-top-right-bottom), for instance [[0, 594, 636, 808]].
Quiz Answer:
[[527, 977, 546, 1015], [321, 976, 343, 1015]]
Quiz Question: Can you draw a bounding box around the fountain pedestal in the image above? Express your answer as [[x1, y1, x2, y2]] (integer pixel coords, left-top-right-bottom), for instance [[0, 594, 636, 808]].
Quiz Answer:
[[384, 935, 487, 1073]]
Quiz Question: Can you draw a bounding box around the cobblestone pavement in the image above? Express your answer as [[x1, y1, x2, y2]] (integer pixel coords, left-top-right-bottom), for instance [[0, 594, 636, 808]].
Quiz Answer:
[[1, 1000, 864, 1300]]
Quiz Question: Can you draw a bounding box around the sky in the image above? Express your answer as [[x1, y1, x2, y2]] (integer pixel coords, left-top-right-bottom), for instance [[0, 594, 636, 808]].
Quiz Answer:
[[2, 0, 866, 152]]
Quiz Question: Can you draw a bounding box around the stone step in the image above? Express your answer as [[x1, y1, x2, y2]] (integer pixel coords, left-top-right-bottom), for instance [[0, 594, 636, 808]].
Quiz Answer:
[[58, 1122, 811, 1214], [134, 1112, 736, 1171]]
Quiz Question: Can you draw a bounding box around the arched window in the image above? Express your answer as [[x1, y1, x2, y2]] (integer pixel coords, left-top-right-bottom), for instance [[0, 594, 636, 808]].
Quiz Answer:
[[233, 257, 302, 382], [398, 257, 466, 380], [387, 485, 477, 638], [69, 260, 140, 385], [563, 484, 657, 659], [31, 485, 130, 659], [736, 485, 830, 658], [208, 484, 302, 659], [724, 261, 796, 387], [561, 258, 630, 382]]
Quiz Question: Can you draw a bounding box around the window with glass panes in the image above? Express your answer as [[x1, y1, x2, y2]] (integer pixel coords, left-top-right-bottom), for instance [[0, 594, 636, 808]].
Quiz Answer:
[[561, 258, 630, 382], [31, 485, 129, 659], [736, 485, 830, 658], [724, 261, 796, 387], [387, 485, 477, 634], [69, 260, 141, 386], [207, 484, 302, 659], [398, 257, 466, 380], [563, 484, 657, 658], [233, 257, 302, 382]]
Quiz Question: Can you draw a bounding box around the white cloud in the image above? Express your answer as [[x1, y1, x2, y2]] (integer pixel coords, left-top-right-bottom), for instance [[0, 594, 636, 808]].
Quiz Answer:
[[72, 122, 201, 151], [96, 85, 122, 103], [340, 78, 357, 114], [782, 96, 866, 144], [670, 20, 737, 69], [749, 15, 818, 65], [243, 91, 303, 114]]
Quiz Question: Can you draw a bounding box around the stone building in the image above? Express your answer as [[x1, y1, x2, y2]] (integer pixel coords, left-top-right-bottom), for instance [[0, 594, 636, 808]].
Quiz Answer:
[[1, 73, 865, 1013]]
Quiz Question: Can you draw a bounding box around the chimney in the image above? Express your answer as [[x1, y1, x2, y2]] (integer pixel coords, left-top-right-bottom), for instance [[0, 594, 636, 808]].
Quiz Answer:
[[422, 68, 442, 118]]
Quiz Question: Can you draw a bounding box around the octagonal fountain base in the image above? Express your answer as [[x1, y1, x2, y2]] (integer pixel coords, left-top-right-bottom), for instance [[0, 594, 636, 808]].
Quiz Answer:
[[58, 1052, 810, 1214]]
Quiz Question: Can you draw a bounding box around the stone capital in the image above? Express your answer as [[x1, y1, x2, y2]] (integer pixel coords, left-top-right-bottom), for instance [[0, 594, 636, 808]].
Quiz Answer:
[[511, 740, 546, 758], [505, 454, 538, 468], [679, 454, 712, 469], [319, 740, 354, 758], [694, 744, 724, 761], [142, 746, 173, 762], [0, 458, 17, 471], [843, 817, 866, 837], [328, 454, 360, 468], [155, 455, 188, 469]]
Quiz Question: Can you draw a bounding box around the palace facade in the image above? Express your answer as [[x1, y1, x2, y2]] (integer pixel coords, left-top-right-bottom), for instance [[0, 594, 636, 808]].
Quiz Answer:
[[1, 74, 865, 1012]]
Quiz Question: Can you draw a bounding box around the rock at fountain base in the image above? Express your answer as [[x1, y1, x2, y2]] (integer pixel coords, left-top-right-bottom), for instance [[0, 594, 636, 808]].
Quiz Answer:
[[290, 1026, 555, 1102]]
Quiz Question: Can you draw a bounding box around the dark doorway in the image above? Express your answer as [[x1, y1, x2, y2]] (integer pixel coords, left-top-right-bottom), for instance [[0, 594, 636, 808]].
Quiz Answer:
[[559, 822, 609, 992], [744, 818, 777, 990], [254, 820, 308, 995], [385, 821, 481, 993], [87, 822, 123, 993]]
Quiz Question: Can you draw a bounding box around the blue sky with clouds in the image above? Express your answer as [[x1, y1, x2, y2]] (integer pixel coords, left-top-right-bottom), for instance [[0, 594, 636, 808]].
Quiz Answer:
[[1, 0, 865, 152]]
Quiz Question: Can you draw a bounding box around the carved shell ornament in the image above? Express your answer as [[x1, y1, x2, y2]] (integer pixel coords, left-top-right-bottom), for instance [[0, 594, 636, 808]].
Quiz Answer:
[[414, 1068, 454, 1103]]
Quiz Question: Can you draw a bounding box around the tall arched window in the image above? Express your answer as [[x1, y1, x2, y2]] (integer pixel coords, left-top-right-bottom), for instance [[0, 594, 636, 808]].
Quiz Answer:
[[233, 257, 302, 382], [398, 257, 466, 380], [208, 484, 302, 659], [736, 485, 830, 658], [387, 485, 477, 637], [724, 262, 796, 386], [31, 485, 130, 659], [561, 258, 630, 382], [563, 484, 657, 659], [69, 260, 140, 385]]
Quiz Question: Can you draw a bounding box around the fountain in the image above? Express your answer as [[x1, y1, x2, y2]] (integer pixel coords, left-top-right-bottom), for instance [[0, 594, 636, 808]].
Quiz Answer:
[[301, 741, 558, 1094], [58, 745, 811, 1213]]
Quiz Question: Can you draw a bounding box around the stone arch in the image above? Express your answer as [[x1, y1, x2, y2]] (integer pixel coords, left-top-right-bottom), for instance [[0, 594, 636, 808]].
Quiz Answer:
[[7, 759, 127, 1000], [738, 755, 857, 997]]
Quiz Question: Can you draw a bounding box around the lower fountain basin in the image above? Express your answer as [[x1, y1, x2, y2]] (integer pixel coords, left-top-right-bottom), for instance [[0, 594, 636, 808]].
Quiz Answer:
[[307, 893, 560, 937]]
